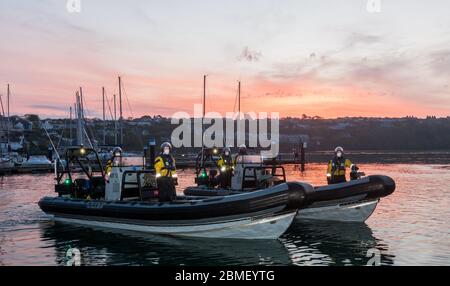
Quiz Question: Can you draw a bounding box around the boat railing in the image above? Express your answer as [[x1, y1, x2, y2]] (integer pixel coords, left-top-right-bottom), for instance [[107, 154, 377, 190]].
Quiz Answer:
[[241, 165, 286, 190], [121, 170, 158, 201]]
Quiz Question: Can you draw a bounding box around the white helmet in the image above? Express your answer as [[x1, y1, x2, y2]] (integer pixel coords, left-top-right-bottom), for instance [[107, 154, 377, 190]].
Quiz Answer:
[[112, 147, 123, 157], [161, 142, 173, 151], [161, 142, 173, 155], [334, 146, 344, 153]]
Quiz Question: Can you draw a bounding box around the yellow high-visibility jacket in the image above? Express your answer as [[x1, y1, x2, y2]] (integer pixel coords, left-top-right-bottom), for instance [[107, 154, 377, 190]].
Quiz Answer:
[[327, 158, 352, 177], [217, 155, 234, 171], [105, 159, 113, 175], [154, 155, 177, 177]]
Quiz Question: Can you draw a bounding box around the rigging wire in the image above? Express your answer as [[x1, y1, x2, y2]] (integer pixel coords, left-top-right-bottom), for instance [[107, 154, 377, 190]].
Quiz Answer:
[[119, 78, 144, 149], [105, 92, 114, 121], [55, 122, 65, 150], [80, 91, 98, 147], [0, 94, 5, 129], [121, 80, 134, 119]]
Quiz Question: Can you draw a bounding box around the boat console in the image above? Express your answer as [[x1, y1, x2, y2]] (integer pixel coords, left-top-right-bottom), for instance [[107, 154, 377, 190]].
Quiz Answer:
[[55, 146, 160, 201]]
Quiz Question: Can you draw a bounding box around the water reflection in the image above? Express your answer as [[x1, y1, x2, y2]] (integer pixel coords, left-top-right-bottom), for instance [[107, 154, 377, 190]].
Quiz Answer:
[[40, 222, 292, 266], [283, 220, 395, 266], [1, 163, 449, 265], [38, 218, 396, 266]]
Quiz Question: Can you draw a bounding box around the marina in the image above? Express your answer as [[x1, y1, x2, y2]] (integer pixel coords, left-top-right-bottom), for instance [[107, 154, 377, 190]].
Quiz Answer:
[[1, 162, 448, 266], [1, 0, 450, 271]]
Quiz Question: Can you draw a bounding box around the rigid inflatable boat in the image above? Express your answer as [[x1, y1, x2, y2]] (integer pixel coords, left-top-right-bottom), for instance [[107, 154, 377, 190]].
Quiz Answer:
[[184, 153, 396, 223], [38, 147, 309, 239], [296, 175, 395, 222]]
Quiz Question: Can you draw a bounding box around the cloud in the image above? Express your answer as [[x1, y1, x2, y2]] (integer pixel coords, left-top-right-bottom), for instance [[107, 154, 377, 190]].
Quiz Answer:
[[344, 32, 382, 49], [237, 46, 262, 62], [29, 104, 70, 112], [428, 49, 450, 76], [258, 51, 338, 81]]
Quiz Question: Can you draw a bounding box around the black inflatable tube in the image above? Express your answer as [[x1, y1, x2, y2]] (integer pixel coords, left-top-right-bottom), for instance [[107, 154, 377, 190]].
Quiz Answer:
[[39, 182, 311, 221], [305, 175, 395, 203], [184, 175, 395, 206]]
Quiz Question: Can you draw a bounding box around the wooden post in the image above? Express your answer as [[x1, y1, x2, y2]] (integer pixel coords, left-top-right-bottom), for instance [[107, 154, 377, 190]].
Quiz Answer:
[[300, 141, 306, 172]]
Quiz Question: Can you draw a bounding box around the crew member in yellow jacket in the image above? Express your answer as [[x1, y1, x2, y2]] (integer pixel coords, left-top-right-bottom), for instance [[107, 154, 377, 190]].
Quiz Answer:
[[154, 142, 177, 202], [217, 147, 234, 188], [327, 146, 353, 185], [105, 147, 123, 176]]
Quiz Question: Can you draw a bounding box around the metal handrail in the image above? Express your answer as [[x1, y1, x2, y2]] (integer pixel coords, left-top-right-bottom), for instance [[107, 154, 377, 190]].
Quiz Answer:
[[241, 165, 286, 190], [121, 170, 157, 200]]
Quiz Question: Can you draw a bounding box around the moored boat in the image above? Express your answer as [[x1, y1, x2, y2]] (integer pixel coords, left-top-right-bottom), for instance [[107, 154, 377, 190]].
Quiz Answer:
[[19, 155, 52, 172], [38, 147, 309, 239], [183, 153, 396, 223], [0, 156, 15, 174], [296, 175, 395, 222]]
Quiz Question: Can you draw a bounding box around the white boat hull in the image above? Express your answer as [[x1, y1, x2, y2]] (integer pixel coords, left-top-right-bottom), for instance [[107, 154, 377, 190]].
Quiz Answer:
[[52, 211, 297, 240], [297, 199, 379, 223]]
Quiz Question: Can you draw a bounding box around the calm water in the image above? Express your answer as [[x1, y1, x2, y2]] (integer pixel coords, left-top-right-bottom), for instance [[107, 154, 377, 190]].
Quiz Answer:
[[0, 163, 449, 266]]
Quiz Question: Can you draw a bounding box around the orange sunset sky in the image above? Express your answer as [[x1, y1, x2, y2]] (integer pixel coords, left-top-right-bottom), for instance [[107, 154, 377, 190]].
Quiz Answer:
[[1, 0, 450, 119]]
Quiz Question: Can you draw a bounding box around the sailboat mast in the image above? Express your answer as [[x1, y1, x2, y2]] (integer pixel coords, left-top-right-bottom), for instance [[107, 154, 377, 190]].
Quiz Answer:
[[0, 95, 4, 127], [201, 75, 206, 168], [118, 76, 123, 146], [76, 92, 83, 146], [69, 106, 73, 144], [102, 87, 106, 145], [114, 94, 117, 146], [79, 87, 84, 120], [203, 75, 206, 119], [238, 81, 241, 115], [7, 84, 10, 146]]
